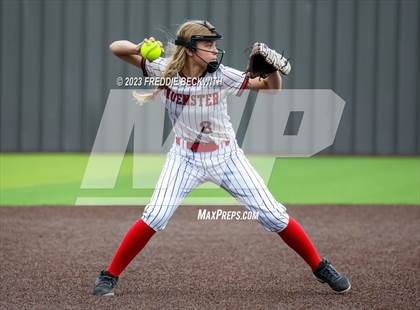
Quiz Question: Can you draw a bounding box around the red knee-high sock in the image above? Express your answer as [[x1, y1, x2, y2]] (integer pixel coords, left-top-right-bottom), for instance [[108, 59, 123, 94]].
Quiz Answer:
[[278, 217, 321, 270], [107, 219, 155, 276]]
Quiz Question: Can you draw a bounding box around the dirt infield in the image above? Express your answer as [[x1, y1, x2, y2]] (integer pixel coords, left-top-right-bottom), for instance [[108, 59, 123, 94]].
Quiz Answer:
[[0, 205, 419, 309]]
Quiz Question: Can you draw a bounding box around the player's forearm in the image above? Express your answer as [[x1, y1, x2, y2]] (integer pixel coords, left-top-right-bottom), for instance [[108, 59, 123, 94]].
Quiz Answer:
[[247, 71, 283, 91], [264, 71, 282, 90], [109, 40, 140, 56]]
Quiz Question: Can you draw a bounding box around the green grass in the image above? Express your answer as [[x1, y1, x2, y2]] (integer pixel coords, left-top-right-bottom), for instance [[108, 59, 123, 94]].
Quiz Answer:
[[1, 153, 419, 205], [271, 157, 419, 204]]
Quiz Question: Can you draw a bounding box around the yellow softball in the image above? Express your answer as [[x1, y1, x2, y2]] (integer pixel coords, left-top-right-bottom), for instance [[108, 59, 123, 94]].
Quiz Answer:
[[140, 41, 162, 61]]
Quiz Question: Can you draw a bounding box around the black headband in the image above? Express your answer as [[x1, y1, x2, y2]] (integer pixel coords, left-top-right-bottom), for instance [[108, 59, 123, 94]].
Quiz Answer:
[[174, 20, 223, 50]]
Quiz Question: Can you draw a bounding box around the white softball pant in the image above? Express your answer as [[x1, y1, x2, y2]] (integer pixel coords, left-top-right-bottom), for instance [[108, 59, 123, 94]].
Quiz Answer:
[[141, 141, 289, 232]]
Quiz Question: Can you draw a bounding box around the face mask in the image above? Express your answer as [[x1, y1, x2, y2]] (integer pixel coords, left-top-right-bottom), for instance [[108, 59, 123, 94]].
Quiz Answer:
[[174, 21, 225, 73], [207, 61, 219, 73], [193, 47, 225, 73]]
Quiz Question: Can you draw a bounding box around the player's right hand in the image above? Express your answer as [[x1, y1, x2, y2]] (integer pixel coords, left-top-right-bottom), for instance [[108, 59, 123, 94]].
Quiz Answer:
[[137, 37, 164, 53]]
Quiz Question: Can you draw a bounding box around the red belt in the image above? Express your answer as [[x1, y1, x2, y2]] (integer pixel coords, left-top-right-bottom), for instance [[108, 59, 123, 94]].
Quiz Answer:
[[176, 136, 230, 152]]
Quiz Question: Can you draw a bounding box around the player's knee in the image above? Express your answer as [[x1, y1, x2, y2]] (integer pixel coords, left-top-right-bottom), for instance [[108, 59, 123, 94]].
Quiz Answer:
[[257, 203, 289, 232], [258, 216, 289, 232], [141, 214, 168, 232], [141, 204, 171, 232], [149, 221, 168, 232]]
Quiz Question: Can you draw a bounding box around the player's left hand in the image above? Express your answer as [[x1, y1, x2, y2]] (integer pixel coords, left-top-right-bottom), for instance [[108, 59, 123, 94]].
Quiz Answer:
[[245, 42, 291, 78]]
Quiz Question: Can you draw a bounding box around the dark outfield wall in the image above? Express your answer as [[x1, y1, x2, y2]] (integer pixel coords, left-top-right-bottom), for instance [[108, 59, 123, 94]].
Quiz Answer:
[[0, 0, 418, 154]]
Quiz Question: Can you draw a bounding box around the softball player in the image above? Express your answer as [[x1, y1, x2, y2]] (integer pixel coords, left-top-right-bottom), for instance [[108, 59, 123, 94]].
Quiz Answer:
[[92, 20, 350, 296]]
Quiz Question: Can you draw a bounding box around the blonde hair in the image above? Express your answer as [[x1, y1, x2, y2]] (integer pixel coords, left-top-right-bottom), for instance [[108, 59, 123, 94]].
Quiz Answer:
[[133, 20, 214, 104], [162, 20, 214, 81]]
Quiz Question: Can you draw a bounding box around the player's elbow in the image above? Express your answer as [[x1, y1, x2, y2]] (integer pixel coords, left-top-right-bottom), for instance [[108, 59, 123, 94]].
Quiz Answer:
[[268, 72, 282, 90], [266, 80, 281, 90], [109, 40, 129, 56], [109, 41, 120, 55], [264, 78, 282, 90]]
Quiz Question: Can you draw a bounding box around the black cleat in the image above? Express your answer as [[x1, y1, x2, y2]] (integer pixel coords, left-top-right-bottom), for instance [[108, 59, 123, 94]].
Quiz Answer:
[[92, 270, 119, 296], [313, 258, 351, 294]]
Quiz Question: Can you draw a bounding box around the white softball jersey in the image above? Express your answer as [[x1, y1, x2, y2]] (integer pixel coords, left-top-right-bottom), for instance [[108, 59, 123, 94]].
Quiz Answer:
[[139, 57, 289, 232]]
